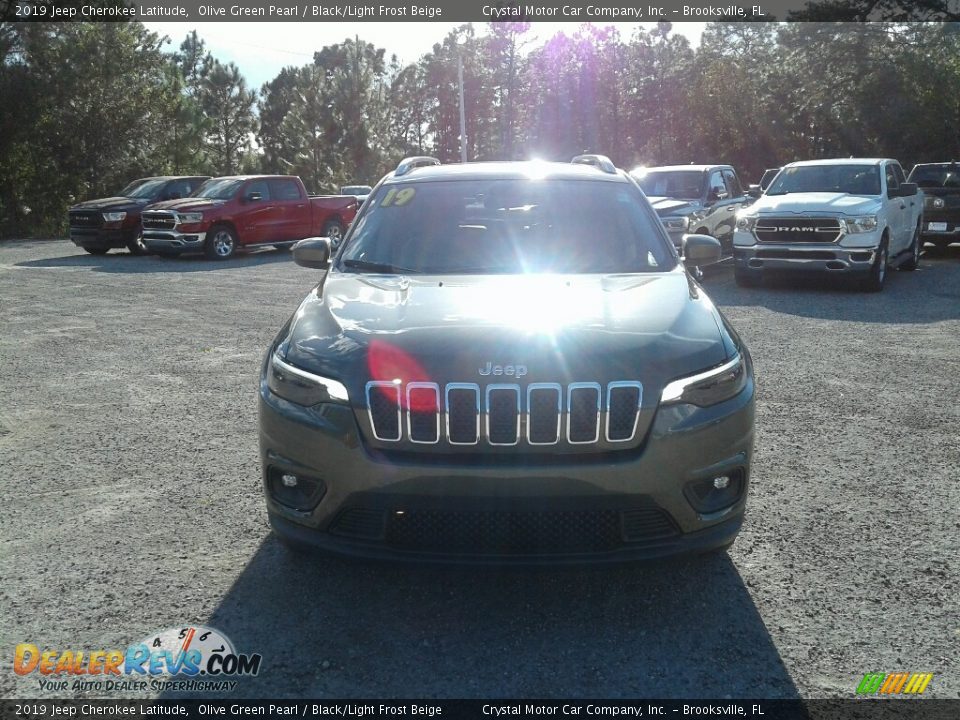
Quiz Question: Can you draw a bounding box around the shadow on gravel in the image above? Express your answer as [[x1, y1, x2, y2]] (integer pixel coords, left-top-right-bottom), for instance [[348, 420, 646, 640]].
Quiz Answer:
[[178, 537, 800, 699], [703, 247, 960, 324], [13, 248, 295, 273]]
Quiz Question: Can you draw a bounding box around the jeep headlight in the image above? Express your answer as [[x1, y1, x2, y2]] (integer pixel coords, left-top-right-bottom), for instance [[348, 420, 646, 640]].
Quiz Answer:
[[931, 197, 945, 209], [661, 216, 689, 232], [177, 212, 204, 224], [102, 212, 126, 222], [735, 214, 757, 231], [661, 354, 747, 407], [267, 351, 349, 405], [842, 215, 878, 234]]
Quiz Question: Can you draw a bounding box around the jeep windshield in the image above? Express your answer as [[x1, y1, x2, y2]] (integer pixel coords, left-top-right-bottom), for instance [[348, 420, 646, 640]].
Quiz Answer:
[[767, 165, 881, 196], [191, 178, 244, 200], [337, 179, 676, 275], [633, 170, 704, 200]]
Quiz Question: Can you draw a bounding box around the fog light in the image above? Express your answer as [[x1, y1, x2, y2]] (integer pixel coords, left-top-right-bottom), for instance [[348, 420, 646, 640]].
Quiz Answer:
[[684, 470, 745, 514], [267, 467, 325, 511]]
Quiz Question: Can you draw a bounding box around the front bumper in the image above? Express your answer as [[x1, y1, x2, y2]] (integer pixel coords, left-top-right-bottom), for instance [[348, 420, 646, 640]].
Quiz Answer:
[[920, 214, 960, 237], [143, 230, 206, 254], [258, 375, 755, 564], [70, 227, 135, 249], [734, 243, 878, 274]]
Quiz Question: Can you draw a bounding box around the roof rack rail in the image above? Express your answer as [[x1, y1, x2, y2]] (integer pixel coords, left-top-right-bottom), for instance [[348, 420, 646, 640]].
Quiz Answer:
[[571, 154, 617, 174], [395, 156, 441, 177]]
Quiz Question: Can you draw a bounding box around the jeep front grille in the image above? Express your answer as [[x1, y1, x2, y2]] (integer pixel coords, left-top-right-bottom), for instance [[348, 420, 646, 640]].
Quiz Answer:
[[755, 217, 842, 244], [142, 211, 177, 230], [365, 380, 643, 447]]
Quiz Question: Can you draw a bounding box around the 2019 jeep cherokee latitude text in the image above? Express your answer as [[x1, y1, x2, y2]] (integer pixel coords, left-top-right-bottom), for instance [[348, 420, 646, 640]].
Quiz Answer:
[[258, 156, 755, 563]]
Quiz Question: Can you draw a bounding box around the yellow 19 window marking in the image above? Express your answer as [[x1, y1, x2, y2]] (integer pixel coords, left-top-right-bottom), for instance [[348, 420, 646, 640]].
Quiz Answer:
[[380, 187, 416, 207]]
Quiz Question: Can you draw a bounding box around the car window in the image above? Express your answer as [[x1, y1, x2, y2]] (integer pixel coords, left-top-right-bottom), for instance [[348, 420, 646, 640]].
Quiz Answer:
[[633, 171, 703, 200], [909, 165, 960, 188], [125, 179, 168, 199], [722, 170, 742, 198], [269, 179, 302, 201], [339, 179, 676, 275], [164, 180, 192, 200], [246, 180, 271, 201], [707, 172, 726, 199], [885, 165, 899, 195], [892, 163, 906, 185], [192, 178, 244, 200], [767, 165, 881, 196]]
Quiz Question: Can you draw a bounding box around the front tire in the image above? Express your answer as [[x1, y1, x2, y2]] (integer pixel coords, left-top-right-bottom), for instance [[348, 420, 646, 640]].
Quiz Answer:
[[205, 225, 237, 260], [127, 231, 149, 256], [861, 237, 888, 292], [900, 224, 921, 271], [322, 219, 344, 250]]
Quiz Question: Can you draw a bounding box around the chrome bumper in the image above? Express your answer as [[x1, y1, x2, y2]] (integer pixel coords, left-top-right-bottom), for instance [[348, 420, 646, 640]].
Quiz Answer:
[[142, 231, 206, 252], [734, 244, 877, 273]]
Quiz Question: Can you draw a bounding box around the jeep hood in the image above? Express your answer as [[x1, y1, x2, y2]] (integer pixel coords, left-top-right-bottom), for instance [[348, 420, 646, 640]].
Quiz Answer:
[[280, 271, 731, 395], [750, 192, 881, 215]]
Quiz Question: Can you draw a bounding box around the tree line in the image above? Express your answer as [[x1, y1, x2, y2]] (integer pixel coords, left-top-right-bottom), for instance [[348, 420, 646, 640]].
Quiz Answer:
[[2, 20, 960, 237]]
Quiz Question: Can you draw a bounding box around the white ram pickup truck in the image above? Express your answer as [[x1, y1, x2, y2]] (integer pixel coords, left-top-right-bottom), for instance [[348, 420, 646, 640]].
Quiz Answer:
[[732, 158, 923, 291]]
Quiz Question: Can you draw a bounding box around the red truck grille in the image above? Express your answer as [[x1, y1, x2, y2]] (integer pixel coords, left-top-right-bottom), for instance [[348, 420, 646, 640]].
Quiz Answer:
[[142, 211, 177, 230]]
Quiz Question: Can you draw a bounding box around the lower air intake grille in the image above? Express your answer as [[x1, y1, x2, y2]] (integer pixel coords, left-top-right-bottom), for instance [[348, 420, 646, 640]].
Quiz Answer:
[[382, 506, 679, 555]]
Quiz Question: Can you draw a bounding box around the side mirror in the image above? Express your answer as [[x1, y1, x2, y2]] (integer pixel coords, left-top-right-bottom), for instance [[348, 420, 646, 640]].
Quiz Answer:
[[746, 185, 762, 198], [245, 191, 262, 202], [898, 182, 918, 197], [682, 234, 722, 267], [292, 237, 331, 269]]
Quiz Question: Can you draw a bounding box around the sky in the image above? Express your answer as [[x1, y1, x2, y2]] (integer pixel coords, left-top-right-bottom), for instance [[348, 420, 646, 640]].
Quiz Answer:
[[143, 22, 706, 90]]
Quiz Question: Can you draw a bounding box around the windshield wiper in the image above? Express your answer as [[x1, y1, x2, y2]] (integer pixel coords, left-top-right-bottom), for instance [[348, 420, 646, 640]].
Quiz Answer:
[[341, 259, 421, 274]]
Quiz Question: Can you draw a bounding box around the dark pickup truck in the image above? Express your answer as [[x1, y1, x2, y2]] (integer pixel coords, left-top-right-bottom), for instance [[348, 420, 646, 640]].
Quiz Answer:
[[68, 176, 209, 255], [909, 162, 960, 250], [630, 164, 752, 251], [141, 175, 359, 259]]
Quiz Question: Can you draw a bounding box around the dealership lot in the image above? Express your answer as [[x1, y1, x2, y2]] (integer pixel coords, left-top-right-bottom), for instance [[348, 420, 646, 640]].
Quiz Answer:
[[1, 240, 958, 699]]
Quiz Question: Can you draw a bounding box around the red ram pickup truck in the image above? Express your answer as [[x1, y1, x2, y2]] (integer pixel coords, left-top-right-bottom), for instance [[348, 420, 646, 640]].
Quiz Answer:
[[141, 175, 358, 259]]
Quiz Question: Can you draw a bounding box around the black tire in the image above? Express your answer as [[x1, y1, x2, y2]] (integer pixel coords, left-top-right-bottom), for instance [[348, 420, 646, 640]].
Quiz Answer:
[[322, 219, 344, 250], [901, 223, 921, 271], [126, 230, 149, 256], [861, 236, 889, 292], [84, 247, 109, 255], [734, 265, 761, 287], [204, 225, 237, 260]]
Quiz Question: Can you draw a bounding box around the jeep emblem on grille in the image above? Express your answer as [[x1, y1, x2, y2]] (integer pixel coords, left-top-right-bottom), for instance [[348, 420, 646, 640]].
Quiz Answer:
[[479, 362, 527, 377]]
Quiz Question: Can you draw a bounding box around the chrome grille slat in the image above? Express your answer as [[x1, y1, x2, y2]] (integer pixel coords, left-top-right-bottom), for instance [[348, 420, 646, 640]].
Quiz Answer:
[[366, 380, 643, 448], [754, 217, 843, 244], [142, 211, 178, 230]]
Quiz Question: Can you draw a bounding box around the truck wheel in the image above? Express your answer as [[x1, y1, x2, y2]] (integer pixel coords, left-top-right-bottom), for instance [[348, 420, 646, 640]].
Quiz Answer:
[[322, 220, 344, 250], [900, 224, 921, 271], [734, 265, 760, 287], [861, 237, 888, 292], [205, 226, 237, 260], [127, 231, 149, 256], [85, 247, 109, 255]]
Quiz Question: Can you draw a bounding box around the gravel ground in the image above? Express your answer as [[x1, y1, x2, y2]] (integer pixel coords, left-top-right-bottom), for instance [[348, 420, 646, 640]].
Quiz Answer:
[[1, 239, 958, 700]]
